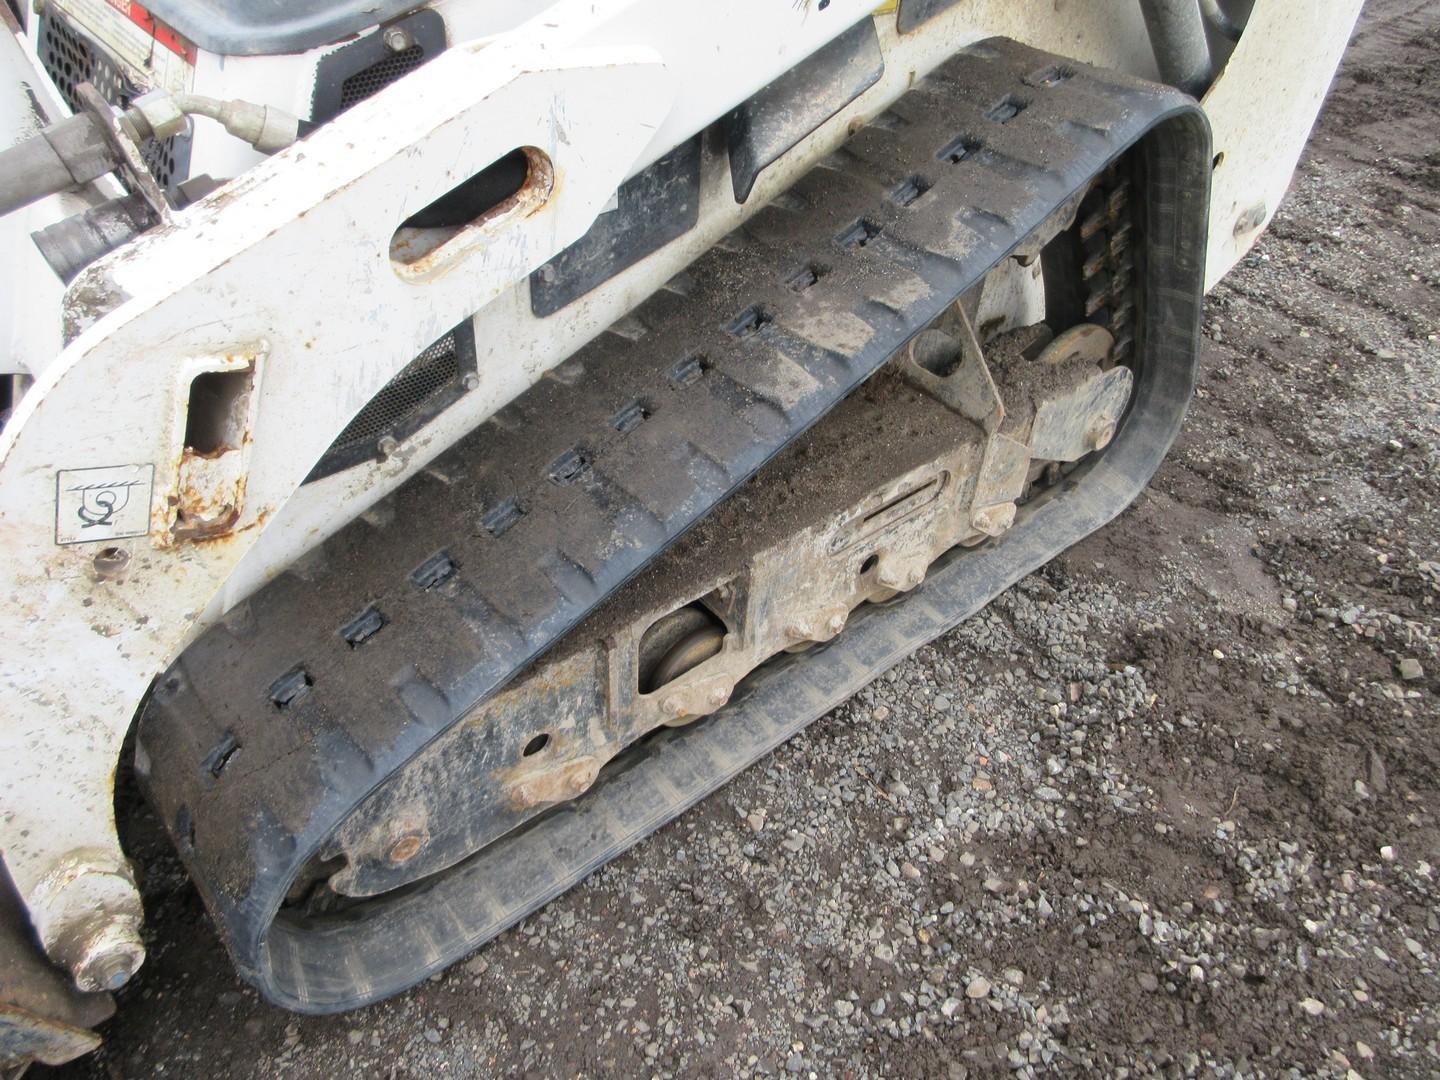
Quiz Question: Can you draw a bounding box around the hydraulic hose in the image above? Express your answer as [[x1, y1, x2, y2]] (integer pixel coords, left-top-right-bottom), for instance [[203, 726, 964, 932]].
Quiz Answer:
[[1137, 0, 1215, 97], [0, 113, 117, 217], [1, 90, 305, 218], [167, 94, 304, 155], [1199, 0, 1243, 41]]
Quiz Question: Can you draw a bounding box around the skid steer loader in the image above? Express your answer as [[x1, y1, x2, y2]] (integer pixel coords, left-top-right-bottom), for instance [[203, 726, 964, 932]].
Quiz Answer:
[[0, 0, 1361, 1067]]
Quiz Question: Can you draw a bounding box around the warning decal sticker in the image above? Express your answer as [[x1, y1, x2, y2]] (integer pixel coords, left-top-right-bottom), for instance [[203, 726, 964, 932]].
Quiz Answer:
[[52, 0, 196, 95], [55, 463, 154, 545]]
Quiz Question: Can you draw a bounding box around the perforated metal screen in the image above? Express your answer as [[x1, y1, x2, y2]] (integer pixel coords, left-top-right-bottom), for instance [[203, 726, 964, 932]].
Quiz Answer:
[[306, 322, 477, 483], [338, 44, 426, 111]]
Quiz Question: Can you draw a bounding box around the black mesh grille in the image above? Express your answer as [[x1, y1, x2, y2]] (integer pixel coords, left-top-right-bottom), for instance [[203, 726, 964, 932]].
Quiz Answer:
[[328, 333, 459, 454], [36, 12, 190, 190], [338, 44, 425, 112], [306, 323, 476, 483], [310, 10, 444, 126]]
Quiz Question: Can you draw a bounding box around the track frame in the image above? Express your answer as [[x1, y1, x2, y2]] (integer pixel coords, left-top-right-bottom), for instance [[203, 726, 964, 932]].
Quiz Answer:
[[141, 38, 1210, 1011]]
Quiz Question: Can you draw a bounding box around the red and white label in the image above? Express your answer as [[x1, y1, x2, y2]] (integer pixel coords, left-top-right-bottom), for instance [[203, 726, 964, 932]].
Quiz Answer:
[[53, 0, 196, 94]]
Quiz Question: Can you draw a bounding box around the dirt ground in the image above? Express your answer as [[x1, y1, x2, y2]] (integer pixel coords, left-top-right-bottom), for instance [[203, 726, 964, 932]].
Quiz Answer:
[[46, 1, 1440, 1076]]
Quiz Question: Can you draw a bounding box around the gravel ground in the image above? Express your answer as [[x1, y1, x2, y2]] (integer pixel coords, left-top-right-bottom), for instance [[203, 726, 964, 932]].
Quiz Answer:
[[47, 2, 1440, 1076]]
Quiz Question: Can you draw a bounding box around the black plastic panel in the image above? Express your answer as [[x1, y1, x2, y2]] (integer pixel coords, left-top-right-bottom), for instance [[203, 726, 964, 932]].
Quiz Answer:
[[529, 136, 702, 318], [896, 0, 965, 35], [310, 9, 446, 124], [143, 0, 424, 56], [724, 17, 884, 204]]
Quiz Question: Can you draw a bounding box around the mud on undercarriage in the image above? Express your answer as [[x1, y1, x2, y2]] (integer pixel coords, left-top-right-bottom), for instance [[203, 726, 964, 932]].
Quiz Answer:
[[137, 39, 1208, 1011]]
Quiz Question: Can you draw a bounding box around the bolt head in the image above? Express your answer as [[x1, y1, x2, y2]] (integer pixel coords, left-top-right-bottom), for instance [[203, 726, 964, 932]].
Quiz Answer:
[[383, 26, 412, 51], [461, 372, 480, 392], [1233, 201, 1268, 237], [973, 502, 1016, 537], [708, 685, 731, 707], [663, 695, 687, 717], [1088, 420, 1117, 451], [388, 834, 424, 864], [827, 612, 847, 634], [71, 921, 145, 993], [128, 89, 187, 142], [92, 546, 130, 579]]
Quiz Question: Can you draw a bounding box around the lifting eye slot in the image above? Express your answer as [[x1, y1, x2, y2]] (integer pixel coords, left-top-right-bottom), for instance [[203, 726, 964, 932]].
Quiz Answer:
[[390, 146, 554, 280], [173, 356, 260, 542], [184, 370, 251, 455]]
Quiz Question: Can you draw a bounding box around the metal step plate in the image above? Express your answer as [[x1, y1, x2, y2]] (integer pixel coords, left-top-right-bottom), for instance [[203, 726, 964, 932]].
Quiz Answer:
[[137, 37, 1209, 1011]]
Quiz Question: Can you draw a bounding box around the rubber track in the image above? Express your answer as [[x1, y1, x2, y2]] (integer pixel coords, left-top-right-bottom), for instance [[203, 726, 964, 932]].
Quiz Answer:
[[138, 38, 1210, 1011]]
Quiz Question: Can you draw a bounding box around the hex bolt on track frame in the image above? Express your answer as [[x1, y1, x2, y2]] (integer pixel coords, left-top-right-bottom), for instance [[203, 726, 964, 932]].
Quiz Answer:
[[138, 39, 1209, 1011]]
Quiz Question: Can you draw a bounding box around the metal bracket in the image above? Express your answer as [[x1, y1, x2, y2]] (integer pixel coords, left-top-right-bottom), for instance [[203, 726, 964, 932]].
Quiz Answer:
[[74, 82, 170, 222]]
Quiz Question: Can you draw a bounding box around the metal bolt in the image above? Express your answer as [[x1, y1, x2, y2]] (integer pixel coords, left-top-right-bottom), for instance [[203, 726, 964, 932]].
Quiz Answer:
[[1233, 201, 1267, 237], [92, 546, 130, 579], [1087, 419, 1117, 451], [461, 372, 480, 392], [708, 684, 731, 708], [567, 759, 601, 798], [126, 89, 187, 143], [70, 920, 145, 993], [377, 434, 400, 458], [972, 502, 1016, 537], [827, 612, 847, 635], [663, 695, 688, 718], [388, 834, 423, 864], [383, 26, 413, 52]]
